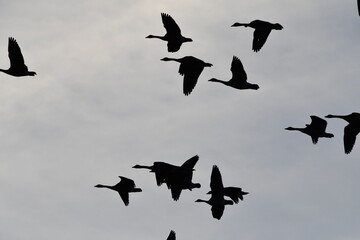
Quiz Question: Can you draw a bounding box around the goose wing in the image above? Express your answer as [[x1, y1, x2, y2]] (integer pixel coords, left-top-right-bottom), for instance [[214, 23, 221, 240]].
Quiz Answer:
[[252, 28, 271, 52], [179, 57, 204, 96], [166, 230, 176, 240], [230, 56, 247, 84], [161, 13, 181, 37], [118, 192, 130, 206], [119, 176, 136, 189], [210, 165, 224, 192], [180, 155, 199, 169], [344, 124, 358, 154], [309, 116, 328, 133], [8, 37, 27, 71]]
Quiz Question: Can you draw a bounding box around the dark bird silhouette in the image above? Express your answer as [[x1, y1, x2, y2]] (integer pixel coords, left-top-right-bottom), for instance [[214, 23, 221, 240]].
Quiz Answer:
[[161, 56, 212, 95], [207, 187, 248, 204], [165, 155, 201, 201], [195, 165, 234, 220], [0, 37, 36, 77], [146, 13, 192, 52], [208, 56, 259, 90], [166, 230, 176, 240], [94, 176, 142, 206], [231, 20, 283, 52], [133, 155, 199, 187], [358, 0, 360, 16], [285, 115, 334, 144], [133, 162, 176, 186], [325, 112, 360, 154]]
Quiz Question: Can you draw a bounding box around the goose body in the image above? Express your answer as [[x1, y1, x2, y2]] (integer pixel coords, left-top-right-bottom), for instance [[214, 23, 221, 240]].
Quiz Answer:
[[285, 115, 334, 144], [208, 187, 248, 203], [146, 13, 192, 52], [0, 37, 36, 77], [231, 20, 283, 52], [161, 56, 212, 95], [325, 112, 360, 154], [209, 56, 259, 90], [195, 165, 234, 220], [94, 176, 142, 206]]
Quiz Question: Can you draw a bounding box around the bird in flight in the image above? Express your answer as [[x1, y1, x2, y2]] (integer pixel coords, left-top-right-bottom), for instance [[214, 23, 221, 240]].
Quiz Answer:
[[285, 115, 334, 144], [0, 37, 36, 77], [94, 176, 142, 206], [325, 112, 360, 154], [195, 165, 234, 220], [209, 56, 259, 90], [161, 56, 212, 95], [146, 13, 192, 52], [231, 20, 283, 52]]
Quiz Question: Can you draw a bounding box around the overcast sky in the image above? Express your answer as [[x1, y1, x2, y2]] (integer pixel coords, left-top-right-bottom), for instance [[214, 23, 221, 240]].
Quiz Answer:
[[0, 0, 359, 240]]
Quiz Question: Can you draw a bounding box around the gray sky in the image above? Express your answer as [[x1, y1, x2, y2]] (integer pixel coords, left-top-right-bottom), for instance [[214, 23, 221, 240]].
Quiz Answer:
[[0, 0, 359, 239]]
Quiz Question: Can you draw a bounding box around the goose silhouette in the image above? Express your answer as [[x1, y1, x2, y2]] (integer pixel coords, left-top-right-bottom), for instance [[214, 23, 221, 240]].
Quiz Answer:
[[146, 13, 192, 52], [161, 56, 212, 95], [285, 115, 334, 144], [133, 155, 199, 189], [325, 112, 360, 154], [94, 176, 142, 206], [0, 37, 36, 77], [195, 165, 234, 220], [231, 20, 283, 52], [165, 155, 201, 201], [166, 230, 176, 240], [209, 56, 259, 90]]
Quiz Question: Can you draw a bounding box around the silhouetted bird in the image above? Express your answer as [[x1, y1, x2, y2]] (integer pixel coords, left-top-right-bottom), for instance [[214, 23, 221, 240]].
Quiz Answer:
[[0, 37, 36, 77], [285, 115, 334, 144], [133, 162, 176, 186], [208, 56, 259, 90], [94, 176, 142, 206], [146, 13, 192, 52], [161, 56, 212, 95], [325, 112, 360, 154], [231, 20, 283, 52], [358, 0, 360, 16], [165, 155, 201, 201], [195, 165, 234, 220], [166, 230, 176, 240], [207, 187, 248, 204]]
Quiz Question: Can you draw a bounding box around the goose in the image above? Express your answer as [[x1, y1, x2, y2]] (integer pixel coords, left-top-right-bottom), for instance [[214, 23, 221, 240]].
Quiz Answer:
[[133, 155, 199, 188], [94, 176, 142, 206], [285, 115, 334, 144], [325, 112, 360, 154], [132, 161, 176, 186], [207, 187, 248, 204], [231, 20, 283, 52], [166, 230, 176, 240], [165, 155, 201, 201], [358, 0, 360, 16], [208, 56, 259, 90], [0, 37, 36, 77], [195, 165, 234, 220], [146, 13, 192, 52], [161, 56, 212, 95]]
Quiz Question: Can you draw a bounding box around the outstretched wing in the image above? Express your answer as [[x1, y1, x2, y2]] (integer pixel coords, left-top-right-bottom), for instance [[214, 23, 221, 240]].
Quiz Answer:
[[161, 13, 181, 37], [211, 204, 224, 220], [118, 192, 130, 206], [210, 165, 224, 191], [252, 28, 271, 52], [8, 37, 27, 70], [166, 230, 176, 240], [230, 56, 247, 83], [119, 176, 136, 189], [179, 57, 204, 96], [344, 124, 358, 154], [309, 116, 328, 133], [181, 155, 199, 169]]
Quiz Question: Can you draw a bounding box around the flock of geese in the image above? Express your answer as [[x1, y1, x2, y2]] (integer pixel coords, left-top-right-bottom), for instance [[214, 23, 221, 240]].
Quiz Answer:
[[1, 6, 359, 240]]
